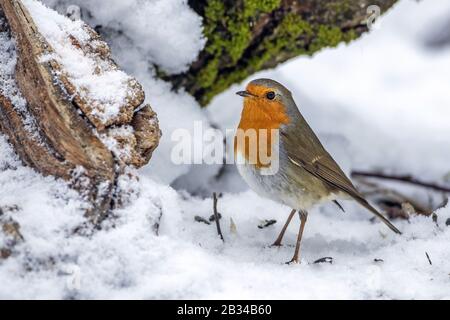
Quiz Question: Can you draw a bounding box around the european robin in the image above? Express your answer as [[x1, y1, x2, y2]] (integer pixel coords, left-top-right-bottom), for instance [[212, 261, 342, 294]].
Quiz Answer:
[[235, 78, 401, 264]]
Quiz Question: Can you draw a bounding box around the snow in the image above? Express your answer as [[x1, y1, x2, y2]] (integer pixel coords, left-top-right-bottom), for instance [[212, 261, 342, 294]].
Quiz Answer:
[[96, 125, 135, 163], [1, 0, 450, 299], [0, 23, 24, 109], [1, 133, 449, 298], [41, 0, 209, 183], [0, 17, 42, 142], [22, 0, 139, 126], [42, 0, 206, 75]]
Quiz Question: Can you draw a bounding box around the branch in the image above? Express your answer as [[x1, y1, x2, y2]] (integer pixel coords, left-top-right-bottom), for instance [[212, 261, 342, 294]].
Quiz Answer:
[[351, 170, 450, 193], [212, 192, 224, 242]]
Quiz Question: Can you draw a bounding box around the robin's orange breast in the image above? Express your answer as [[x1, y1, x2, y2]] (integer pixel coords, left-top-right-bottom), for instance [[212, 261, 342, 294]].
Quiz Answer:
[[234, 85, 290, 168]]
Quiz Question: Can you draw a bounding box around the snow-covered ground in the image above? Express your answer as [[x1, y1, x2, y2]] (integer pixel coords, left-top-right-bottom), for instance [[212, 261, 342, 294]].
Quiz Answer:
[[1, 0, 450, 299]]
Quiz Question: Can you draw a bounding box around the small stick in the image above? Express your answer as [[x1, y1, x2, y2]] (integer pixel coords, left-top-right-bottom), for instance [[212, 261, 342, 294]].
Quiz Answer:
[[354, 178, 431, 214], [153, 209, 163, 236], [313, 257, 333, 264], [351, 170, 450, 193], [425, 252, 432, 265], [194, 216, 210, 225], [212, 192, 224, 242], [258, 219, 277, 229]]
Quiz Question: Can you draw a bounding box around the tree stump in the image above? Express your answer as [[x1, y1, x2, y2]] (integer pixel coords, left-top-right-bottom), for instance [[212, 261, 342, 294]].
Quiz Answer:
[[0, 0, 161, 223]]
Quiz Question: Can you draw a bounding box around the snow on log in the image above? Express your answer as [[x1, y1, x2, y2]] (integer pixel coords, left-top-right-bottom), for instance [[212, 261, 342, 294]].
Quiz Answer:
[[0, 0, 161, 223]]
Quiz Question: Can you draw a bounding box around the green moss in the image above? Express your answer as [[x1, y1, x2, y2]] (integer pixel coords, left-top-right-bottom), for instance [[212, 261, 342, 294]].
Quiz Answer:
[[308, 24, 358, 54], [203, 0, 279, 61], [280, 14, 313, 37], [203, 0, 225, 32], [274, 14, 313, 50], [196, 58, 220, 88], [243, 0, 281, 17], [343, 29, 358, 43], [226, 19, 252, 63], [222, 0, 280, 63], [309, 25, 344, 53], [193, 1, 365, 106], [198, 14, 314, 105], [203, 0, 226, 55], [325, 0, 354, 20], [196, 0, 282, 103], [244, 14, 311, 71], [200, 67, 251, 105]]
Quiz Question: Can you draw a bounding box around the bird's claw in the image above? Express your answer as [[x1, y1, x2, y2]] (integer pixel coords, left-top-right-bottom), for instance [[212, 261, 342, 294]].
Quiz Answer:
[[270, 242, 283, 247], [285, 258, 300, 265]]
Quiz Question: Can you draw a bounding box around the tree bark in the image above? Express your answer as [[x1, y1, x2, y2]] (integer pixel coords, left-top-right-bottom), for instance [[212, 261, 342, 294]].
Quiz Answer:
[[167, 0, 398, 106], [0, 0, 160, 223]]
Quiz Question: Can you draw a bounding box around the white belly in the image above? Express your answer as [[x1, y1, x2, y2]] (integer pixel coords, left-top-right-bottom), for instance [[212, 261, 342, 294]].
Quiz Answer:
[[236, 151, 338, 210]]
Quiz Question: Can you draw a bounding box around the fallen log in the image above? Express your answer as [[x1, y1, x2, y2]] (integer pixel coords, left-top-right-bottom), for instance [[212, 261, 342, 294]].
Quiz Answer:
[[0, 0, 161, 223]]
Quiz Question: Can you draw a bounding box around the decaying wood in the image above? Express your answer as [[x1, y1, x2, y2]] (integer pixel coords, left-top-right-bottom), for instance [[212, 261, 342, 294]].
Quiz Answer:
[[56, 25, 145, 131], [130, 105, 161, 167], [0, 0, 161, 223], [0, 205, 23, 259], [0, 93, 73, 179], [1, 0, 114, 222]]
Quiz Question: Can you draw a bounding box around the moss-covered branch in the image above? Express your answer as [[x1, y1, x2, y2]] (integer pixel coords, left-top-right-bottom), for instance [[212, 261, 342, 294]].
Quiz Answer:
[[167, 0, 398, 106]]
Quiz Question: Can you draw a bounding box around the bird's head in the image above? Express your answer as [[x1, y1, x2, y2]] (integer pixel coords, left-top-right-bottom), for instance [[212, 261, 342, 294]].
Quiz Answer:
[[236, 78, 293, 130]]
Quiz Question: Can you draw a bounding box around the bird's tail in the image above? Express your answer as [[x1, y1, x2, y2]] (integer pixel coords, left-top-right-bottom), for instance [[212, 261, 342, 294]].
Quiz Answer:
[[355, 197, 402, 234]]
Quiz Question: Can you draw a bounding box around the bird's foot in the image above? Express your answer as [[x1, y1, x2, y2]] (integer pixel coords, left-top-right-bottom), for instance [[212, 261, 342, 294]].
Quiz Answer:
[[285, 257, 300, 265]]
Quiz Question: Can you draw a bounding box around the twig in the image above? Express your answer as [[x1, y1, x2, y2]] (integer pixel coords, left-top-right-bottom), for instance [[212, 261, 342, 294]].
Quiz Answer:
[[209, 212, 222, 222], [258, 219, 277, 229], [351, 170, 450, 193], [425, 252, 432, 265], [355, 178, 431, 214], [194, 216, 210, 225], [313, 257, 333, 264], [212, 192, 224, 242], [152, 206, 163, 236]]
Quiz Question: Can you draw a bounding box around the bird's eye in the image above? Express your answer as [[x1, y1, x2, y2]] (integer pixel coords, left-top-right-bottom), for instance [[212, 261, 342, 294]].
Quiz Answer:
[[266, 91, 275, 100]]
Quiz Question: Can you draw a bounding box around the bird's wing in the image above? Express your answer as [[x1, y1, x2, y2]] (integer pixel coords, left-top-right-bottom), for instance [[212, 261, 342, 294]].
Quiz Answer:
[[280, 121, 356, 193], [281, 120, 401, 234]]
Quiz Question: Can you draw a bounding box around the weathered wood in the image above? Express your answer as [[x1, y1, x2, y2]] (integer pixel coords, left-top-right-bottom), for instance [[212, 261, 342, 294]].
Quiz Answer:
[[0, 0, 161, 223], [1, 0, 115, 222], [130, 105, 161, 167], [0, 11, 71, 177], [0, 205, 23, 259], [0, 94, 73, 179]]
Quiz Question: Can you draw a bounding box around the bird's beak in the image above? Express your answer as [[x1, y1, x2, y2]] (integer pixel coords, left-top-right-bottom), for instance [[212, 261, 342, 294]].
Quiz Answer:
[[236, 90, 254, 98]]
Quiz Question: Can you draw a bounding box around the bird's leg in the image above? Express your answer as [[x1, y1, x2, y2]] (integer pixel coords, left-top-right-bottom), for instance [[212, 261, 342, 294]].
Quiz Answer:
[[271, 209, 296, 246], [287, 210, 308, 264]]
